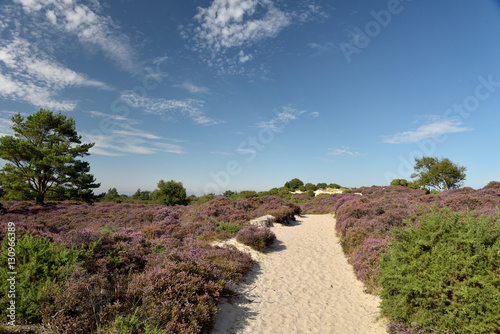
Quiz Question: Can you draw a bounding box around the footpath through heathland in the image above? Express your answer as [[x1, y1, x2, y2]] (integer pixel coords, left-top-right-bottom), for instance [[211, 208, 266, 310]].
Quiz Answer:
[[211, 214, 388, 334]]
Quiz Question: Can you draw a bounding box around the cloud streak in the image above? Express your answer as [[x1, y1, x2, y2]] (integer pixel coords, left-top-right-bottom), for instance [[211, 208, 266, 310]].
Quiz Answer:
[[257, 105, 309, 132], [174, 82, 210, 94], [83, 110, 186, 156], [382, 119, 472, 144], [120, 91, 220, 126], [327, 147, 364, 157], [0, 37, 110, 110]]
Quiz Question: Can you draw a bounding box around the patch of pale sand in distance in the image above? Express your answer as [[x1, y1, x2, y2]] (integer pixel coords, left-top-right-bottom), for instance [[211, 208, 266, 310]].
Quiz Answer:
[[210, 214, 388, 334]]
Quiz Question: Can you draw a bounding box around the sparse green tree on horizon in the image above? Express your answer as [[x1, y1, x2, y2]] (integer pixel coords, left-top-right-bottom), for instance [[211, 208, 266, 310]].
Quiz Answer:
[[0, 109, 99, 205], [411, 156, 466, 191], [152, 179, 188, 206], [132, 188, 152, 201], [390, 179, 409, 187], [284, 178, 304, 190]]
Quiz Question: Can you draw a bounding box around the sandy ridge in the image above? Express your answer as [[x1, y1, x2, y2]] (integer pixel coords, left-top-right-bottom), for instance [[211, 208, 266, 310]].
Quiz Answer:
[[210, 214, 387, 334]]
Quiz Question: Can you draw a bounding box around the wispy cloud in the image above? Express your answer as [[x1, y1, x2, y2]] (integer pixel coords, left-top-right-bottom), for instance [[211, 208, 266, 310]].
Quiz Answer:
[[0, 37, 110, 110], [13, 0, 138, 74], [120, 91, 220, 126], [210, 151, 232, 155], [87, 110, 139, 125], [327, 147, 365, 157], [382, 119, 472, 144], [84, 110, 186, 156], [237, 147, 256, 155], [307, 41, 339, 57], [257, 105, 310, 132], [174, 82, 210, 94]]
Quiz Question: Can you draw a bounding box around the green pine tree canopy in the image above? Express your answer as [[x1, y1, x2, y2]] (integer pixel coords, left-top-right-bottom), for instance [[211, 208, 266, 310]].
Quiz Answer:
[[0, 109, 100, 204]]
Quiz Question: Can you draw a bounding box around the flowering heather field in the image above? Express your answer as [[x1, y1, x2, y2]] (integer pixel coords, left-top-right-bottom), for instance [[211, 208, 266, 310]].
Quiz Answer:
[[0, 196, 299, 334], [333, 183, 500, 289]]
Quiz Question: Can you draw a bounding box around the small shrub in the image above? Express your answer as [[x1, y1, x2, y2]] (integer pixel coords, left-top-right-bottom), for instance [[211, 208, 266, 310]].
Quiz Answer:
[[333, 195, 357, 212], [127, 262, 224, 333], [100, 224, 115, 237], [42, 272, 116, 334], [111, 310, 167, 334], [379, 207, 500, 334], [215, 221, 241, 234], [484, 181, 500, 189], [350, 237, 389, 292], [236, 226, 276, 251], [0, 234, 90, 324]]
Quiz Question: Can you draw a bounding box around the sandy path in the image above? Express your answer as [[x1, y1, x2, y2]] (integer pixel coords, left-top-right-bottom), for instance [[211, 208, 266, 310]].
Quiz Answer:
[[210, 214, 387, 334]]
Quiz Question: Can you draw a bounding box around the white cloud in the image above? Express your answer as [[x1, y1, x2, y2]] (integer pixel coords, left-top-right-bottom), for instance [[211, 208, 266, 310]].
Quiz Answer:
[[307, 41, 338, 57], [0, 71, 77, 111], [112, 130, 161, 140], [382, 119, 472, 144], [0, 36, 110, 110], [0, 37, 109, 89], [174, 82, 210, 94], [183, 0, 326, 74], [257, 105, 306, 132], [192, 0, 291, 52], [210, 151, 232, 155], [237, 147, 257, 155], [84, 110, 186, 156], [120, 91, 220, 126], [327, 147, 364, 157], [13, 0, 138, 73], [238, 50, 252, 63], [87, 110, 139, 125]]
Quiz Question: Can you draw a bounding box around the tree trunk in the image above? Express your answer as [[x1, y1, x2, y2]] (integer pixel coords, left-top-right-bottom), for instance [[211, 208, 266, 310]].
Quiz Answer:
[[35, 193, 45, 205]]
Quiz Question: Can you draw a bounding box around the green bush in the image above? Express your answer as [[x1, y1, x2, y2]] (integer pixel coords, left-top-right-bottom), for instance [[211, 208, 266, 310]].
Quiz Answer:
[[390, 179, 408, 187], [238, 190, 258, 199], [0, 234, 94, 323], [379, 207, 500, 333], [216, 221, 241, 234], [111, 311, 166, 334], [151, 179, 188, 206]]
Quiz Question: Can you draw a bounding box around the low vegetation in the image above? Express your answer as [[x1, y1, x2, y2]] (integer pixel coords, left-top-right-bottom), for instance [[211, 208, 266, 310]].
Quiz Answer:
[[330, 182, 500, 333], [0, 197, 299, 333]]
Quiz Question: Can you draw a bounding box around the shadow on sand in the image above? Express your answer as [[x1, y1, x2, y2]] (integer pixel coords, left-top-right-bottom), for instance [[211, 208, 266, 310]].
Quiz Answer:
[[208, 216, 305, 333]]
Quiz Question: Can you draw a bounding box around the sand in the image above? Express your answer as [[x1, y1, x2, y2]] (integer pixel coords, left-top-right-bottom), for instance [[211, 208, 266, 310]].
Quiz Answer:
[[210, 214, 388, 334]]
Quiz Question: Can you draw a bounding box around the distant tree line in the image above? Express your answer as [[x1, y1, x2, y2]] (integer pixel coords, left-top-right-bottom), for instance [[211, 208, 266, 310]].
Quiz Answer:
[[95, 178, 346, 205]]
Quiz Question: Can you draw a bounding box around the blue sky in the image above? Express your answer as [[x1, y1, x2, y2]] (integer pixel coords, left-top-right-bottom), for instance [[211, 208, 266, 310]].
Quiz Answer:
[[1, 0, 499, 195]]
